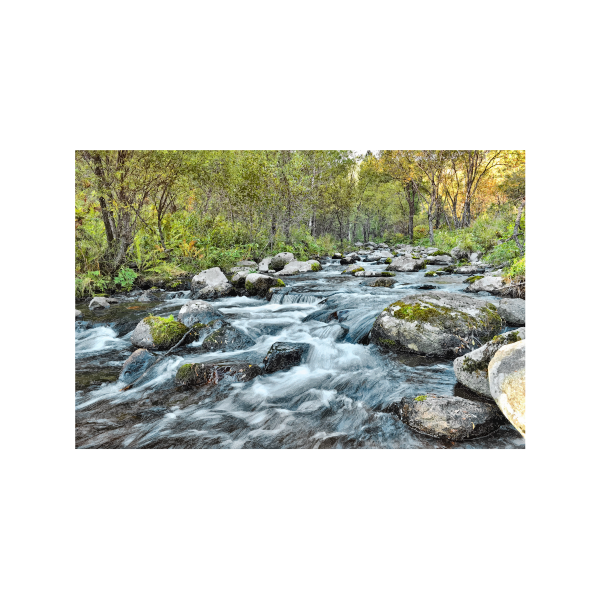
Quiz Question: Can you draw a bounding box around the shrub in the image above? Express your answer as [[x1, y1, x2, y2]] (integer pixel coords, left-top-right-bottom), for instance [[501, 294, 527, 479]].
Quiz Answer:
[[114, 267, 138, 291]]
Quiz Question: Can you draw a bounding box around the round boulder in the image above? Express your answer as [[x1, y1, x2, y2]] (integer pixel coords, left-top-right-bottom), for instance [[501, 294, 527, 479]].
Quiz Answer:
[[177, 300, 224, 327], [119, 348, 156, 384], [270, 252, 295, 271], [130, 316, 191, 350]]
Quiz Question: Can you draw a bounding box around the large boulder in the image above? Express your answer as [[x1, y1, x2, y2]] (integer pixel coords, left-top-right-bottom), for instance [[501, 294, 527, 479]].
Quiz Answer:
[[235, 260, 258, 270], [270, 252, 295, 271], [370, 291, 502, 357], [450, 247, 470, 260], [454, 265, 485, 275], [366, 277, 395, 288], [453, 328, 525, 398], [89, 297, 118, 310], [388, 257, 425, 272], [426, 254, 453, 265], [119, 348, 156, 384], [177, 300, 224, 327], [200, 323, 254, 352], [263, 342, 311, 374], [176, 362, 263, 386], [258, 256, 273, 272], [340, 256, 359, 265], [245, 273, 285, 297], [231, 270, 251, 288], [466, 276, 508, 295], [277, 260, 317, 275], [397, 394, 505, 441], [191, 267, 234, 299], [131, 316, 192, 350], [307, 259, 322, 271], [497, 298, 526, 326], [488, 340, 526, 437]]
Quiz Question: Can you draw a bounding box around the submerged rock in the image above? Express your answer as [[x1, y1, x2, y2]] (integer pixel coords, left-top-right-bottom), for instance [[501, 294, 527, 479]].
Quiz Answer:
[[263, 342, 311, 373], [119, 348, 156, 384], [370, 291, 502, 357], [453, 328, 526, 398], [397, 394, 505, 441], [89, 297, 118, 310], [177, 300, 224, 327], [75, 309, 83, 320], [245, 273, 285, 297], [388, 257, 425, 272], [466, 276, 508, 295], [367, 277, 395, 287], [200, 323, 254, 352], [131, 316, 193, 350], [138, 290, 160, 302], [497, 298, 526, 326], [270, 252, 295, 271], [488, 340, 526, 437], [176, 362, 262, 386]]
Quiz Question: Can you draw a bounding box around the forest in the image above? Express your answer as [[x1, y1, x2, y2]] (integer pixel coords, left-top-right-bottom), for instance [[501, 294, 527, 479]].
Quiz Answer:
[[75, 149, 526, 450]]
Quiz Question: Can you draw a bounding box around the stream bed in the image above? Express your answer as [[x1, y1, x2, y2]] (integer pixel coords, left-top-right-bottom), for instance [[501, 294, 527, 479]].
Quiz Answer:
[[75, 258, 525, 449]]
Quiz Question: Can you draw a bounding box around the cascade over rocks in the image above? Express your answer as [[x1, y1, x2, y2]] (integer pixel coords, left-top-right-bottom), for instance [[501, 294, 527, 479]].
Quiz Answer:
[[245, 273, 285, 297], [263, 342, 311, 373], [177, 300, 224, 327], [453, 328, 525, 398], [497, 298, 526, 326], [176, 362, 263, 386], [270, 252, 295, 270], [488, 340, 526, 437], [370, 291, 502, 357], [466, 276, 508, 295], [200, 323, 254, 352], [119, 348, 156, 384], [388, 257, 425, 272], [396, 394, 505, 441], [131, 316, 193, 350]]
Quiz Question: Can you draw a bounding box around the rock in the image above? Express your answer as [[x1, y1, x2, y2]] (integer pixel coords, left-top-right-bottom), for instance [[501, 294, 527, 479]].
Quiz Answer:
[[355, 242, 364, 247], [245, 273, 285, 297], [277, 261, 316, 275], [453, 328, 526, 398], [176, 362, 262, 386], [426, 254, 453, 265], [450, 246, 470, 260], [231, 270, 251, 287], [270, 252, 295, 270], [131, 316, 193, 350], [75, 309, 83, 320], [258, 256, 273, 272], [191, 267, 228, 291], [470, 252, 483, 262], [200, 323, 254, 352], [307, 260, 322, 271], [367, 277, 395, 287], [354, 270, 379, 277], [332, 253, 343, 259], [89, 297, 118, 310], [340, 256, 359, 265], [191, 281, 234, 300], [488, 340, 526, 437], [177, 300, 224, 327], [454, 265, 485, 275], [497, 298, 526, 326], [370, 291, 502, 357], [388, 257, 425, 272], [236, 260, 258, 269], [466, 276, 508, 295], [138, 291, 160, 302], [425, 247, 439, 255], [263, 342, 311, 373], [119, 348, 156, 384], [397, 394, 505, 441], [343, 266, 364, 275], [376, 243, 389, 249]]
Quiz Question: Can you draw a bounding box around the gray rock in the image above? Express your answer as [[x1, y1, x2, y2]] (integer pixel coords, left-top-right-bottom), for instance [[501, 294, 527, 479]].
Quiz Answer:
[[426, 254, 454, 265], [451, 247, 470, 260], [497, 298, 526, 326], [466, 276, 508, 295], [236, 260, 258, 269], [176, 362, 262, 386], [263, 342, 311, 374], [270, 252, 295, 270], [470, 252, 483, 262], [397, 394, 505, 441], [488, 340, 526, 437], [191, 267, 228, 292], [191, 281, 234, 300], [366, 277, 395, 287], [277, 261, 316, 275], [258, 256, 273, 272], [130, 316, 191, 350], [119, 348, 156, 384], [177, 300, 224, 327], [138, 291, 160, 302], [453, 328, 525, 398], [89, 297, 114, 310], [454, 265, 485, 275], [353, 270, 379, 277], [231, 270, 251, 287], [245, 273, 284, 297], [75, 309, 83, 320], [201, 324, 254, 352], [370, 291, 502, 357], [425, 247, 439, 255], [388, 257, 425, 272], [332, 253, 343, 259], [354, 242, 364, 247]]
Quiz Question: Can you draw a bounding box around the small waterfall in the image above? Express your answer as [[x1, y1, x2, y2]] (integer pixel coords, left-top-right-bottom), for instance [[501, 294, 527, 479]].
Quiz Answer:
[[269, 290, 324, 305]]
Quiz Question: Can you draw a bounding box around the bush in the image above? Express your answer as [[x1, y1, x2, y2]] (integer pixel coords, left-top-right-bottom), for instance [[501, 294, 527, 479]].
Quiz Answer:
[[114, 267, 138, 291]]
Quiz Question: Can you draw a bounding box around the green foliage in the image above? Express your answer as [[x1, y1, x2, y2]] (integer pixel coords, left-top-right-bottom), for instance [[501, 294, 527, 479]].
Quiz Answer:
[[414, 395, 426, 402], [505, 256, 525, 278], [75, 271, 111, 297], [114, 267, 138, 291]]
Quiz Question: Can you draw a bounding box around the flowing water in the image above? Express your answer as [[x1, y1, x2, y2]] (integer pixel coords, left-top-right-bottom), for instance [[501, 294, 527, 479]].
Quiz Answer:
[[75, 258, 525, 449]]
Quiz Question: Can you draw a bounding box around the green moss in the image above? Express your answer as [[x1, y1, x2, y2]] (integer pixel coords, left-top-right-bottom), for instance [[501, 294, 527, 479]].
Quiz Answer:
[[385, 257, 392, 264], [414, 395, 426, 402], [311, 262, 321, 271], [465, 275, 484, 284], [245, 280, 254, 291], [379, 271, 395, 277], [424, 271, 437, 277], [144, 315, 189, 349], [441, 266, 454, 273], [346, 266, 364, 274], [275, 278, 285, 287], [431, 250, 449, 256]]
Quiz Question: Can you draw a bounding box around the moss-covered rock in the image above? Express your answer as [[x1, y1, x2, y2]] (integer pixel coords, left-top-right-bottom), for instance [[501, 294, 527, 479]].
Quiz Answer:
[[130, 315, 191, 350], [176, 362, 263, 386], [424, 271, 437, 277], [343, 266, 364, 274], [201, 323, 254, 352], [379, 271, 396, 277], [370, 291, 502, 357], [245, 273, 284, 297], [464, 275, 484, 284], [384, 257, 393, 264]]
